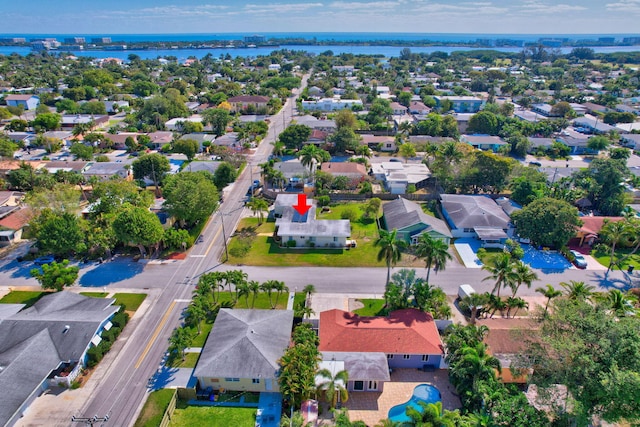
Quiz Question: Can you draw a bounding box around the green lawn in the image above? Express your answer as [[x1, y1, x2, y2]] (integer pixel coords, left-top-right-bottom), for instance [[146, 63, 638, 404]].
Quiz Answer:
[[592, 248, 640, 271], [216, 291, 297, 310], [170, 404, 256, 427], [227, 203, 420, 267], [353, 299, 387, 316], [134, 389, 176, 427], [168, 352, 200, 369], [0, 291, 48, 307], [79, 292, 109, 298], [187, 321, 214, 348], [113, 293, 147, 312]]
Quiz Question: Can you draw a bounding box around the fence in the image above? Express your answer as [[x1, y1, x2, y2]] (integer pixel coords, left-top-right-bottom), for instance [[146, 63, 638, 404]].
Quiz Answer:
[[159, 389, 177, 427]]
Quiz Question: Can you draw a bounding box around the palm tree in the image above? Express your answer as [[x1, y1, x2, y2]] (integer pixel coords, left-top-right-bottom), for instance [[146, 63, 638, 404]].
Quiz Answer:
[[506, 296, 528, 318], [355, 145, 371, 162], [536, 284, 562, 316], [600, 220, 631, 273], [487, 293, 507, 318], [461, 292, 489, 325], [260, 280, 277, 308], [414, 233, 452, 283], [271, 140, 286, 157], [184, 297, 207, 334], [375, 229, 407, 288], [248, 280, 260, 308], [297, 144, 324, 180], [302, 284, 316, 300], [272, 280, 289, 309], [246, 197, 269, 224], [236, 281, 251, 308], [169, 327, 192, 361], [316, 368, 349, 410], [606, 289, 637, 317], [561, 280, 595, 301], [406, 401, 460, 427], [482, 252, 517, 298], [450, 343, 500, 398], [510, 261, 538, 297]]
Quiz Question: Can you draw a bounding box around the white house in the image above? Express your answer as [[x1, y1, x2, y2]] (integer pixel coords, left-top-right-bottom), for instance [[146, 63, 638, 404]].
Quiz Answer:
[[301, 98, 363, 112], [370, 162, 431, 194], [4, 94, 39, 110]]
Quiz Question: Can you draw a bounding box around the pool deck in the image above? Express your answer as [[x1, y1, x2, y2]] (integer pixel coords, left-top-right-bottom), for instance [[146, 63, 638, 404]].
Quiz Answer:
[[343, 369, 460, 426]]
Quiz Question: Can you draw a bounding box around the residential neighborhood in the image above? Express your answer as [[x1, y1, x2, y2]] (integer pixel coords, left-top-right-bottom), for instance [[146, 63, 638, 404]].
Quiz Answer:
[[0, 34, 640, 427]]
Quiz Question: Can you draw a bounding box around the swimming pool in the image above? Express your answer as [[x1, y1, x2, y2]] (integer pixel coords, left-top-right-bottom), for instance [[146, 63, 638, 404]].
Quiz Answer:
[[388, 384, 442, 423], [520, 244, 571, 271]]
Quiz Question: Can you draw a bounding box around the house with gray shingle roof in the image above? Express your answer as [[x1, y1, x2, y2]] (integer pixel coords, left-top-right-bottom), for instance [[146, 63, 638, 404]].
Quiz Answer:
[[194, 309, 294, 393], [440, 194, 516, 247], [0, 292, 119, 427], [383, 197, 452, 245]]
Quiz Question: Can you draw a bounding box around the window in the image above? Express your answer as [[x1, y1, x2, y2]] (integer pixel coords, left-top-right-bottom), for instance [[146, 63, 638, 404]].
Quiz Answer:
[[309, 236, 316, 242], [288, 236, 293, 241], [387, 354, 394, 359], [353, 381, 364, 391], [463, 228, 474, 233], [224, 378, 240, 382], [422, 355, 430, 362], [403, 354, 410, 360], [333, 237, 338, 242], [386, 143, 392, 148], [368, 381, 378, 391], [252, 378, 260, 384]]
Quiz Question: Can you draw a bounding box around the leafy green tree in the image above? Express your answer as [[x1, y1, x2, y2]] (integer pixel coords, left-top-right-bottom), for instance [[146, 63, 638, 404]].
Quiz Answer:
[[278, 324, 320, 412], [586, 135, 610, 152], [491, 393, 550, 427], [30, 259, 80, 292], [0, 138, 18, 158], [375, 229, 407, 288], [6, 119, 28, 131], [550, 101, 574, 118], [279, 124, 312, 150], [69, 143, 94, 160], [330, 127, 361, 153], [467, 111, 498, 135], [132, 153, 170, 195], [511, 197, 581, 248], [334, 109, 358, 129], [449, 343, 501, 412], [173, 139, 199, 161], [524, 298, 640, 424], [363, 197, 381, 219], [202, 108, 231, 136], [163, 171, 218, 227], [213, 161, 238, 189], [162, 228, 191, 251], [169, 327, 192, 361], [90, 180, 154, 217], [574, 157, 628, 215], [398, 143, 416, 163], [32, 112, 61, 131], [112, 205, 164, 256], [32, 209, 86, 256]]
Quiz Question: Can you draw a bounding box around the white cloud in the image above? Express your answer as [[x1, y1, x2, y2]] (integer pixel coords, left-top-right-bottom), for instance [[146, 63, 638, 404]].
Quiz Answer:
[[244, 2, 324, 14], [606, 0, 640, 12], [518, 1, 587, 13], [329, 1, 401, 9]]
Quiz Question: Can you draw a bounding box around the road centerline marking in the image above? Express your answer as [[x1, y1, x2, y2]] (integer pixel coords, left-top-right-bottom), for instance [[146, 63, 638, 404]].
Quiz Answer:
[[135, 300, 177, 369]]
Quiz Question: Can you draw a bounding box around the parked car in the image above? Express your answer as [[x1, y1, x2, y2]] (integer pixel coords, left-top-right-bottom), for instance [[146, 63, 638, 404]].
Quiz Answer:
[[529, 161, 542, 167], [569, 250, 587, 269], [34, 255, 56, 266]]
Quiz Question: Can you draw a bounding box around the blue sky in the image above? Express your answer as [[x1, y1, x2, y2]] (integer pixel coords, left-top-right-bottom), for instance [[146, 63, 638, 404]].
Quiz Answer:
[[4, 0, 640, 34]]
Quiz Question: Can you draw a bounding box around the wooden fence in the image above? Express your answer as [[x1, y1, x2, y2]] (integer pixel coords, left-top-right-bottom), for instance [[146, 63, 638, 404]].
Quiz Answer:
[[159, 389, 177, 427]]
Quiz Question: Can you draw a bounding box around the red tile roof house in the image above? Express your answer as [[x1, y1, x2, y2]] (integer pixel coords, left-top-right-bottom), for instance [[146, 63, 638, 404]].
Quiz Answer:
[[320, 162, 368, 189], [227, 95, 270, 113], [319, 308, 445, 392], [574, 216, 624, 247]]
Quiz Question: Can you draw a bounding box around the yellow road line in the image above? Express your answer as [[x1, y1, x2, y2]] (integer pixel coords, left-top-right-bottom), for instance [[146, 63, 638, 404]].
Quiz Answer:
[[204, 225, 223, 258], [135, 300, 177, 369]]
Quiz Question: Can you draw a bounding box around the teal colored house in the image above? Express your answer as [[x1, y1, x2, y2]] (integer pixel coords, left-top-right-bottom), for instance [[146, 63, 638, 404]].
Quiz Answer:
[[382, 197, 452, 245]]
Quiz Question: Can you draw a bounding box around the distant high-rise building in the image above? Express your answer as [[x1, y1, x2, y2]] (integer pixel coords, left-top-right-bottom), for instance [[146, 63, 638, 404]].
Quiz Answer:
[[244, 35, 266, 44], [622, 37, 640, 45], [64, 37, 86, 44], [91, 37, 112, 44]]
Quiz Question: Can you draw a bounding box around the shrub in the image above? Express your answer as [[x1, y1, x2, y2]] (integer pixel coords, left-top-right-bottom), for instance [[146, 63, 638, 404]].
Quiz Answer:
[[317, 195, 330, 207], [341, 208, 357, 221], [286, 240, 297, 248]]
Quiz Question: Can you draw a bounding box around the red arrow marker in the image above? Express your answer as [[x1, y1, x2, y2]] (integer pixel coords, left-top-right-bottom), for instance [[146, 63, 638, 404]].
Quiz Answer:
[[293, 193, 311, 216]]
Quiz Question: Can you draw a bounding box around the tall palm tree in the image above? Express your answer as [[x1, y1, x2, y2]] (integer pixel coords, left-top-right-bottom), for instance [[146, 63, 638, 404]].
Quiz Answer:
[[184, 296, 207, 334], [506, 296, 528, 318], [260, 280, 279, 309], [355, 145, 371, 162], [461, 292, 489, 325], [246, 197, 269, 224], [487, 293, 507, 318], [297, 144, 324, 180], [225, 270, 248, 302], [248, 280, 260, 308], [236, 281, 251, 308], [536, 284, 562, 316], [272, 281, 289, 309], [450, 343, 500, 398], [600, 220, 631, 273], [510, 261, 538, 297], [482, 252, 517, 298], [375, 229, 407, 288], [316, 368, 349, 410], [561, 280, 595, 301], [414, 233, 452, 283]]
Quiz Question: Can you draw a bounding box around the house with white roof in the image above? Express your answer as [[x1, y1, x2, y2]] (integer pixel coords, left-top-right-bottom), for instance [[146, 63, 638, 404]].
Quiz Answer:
[[371, 162, 431, 194], [301, 98, 363, 112], [273, 194, 351, 248]]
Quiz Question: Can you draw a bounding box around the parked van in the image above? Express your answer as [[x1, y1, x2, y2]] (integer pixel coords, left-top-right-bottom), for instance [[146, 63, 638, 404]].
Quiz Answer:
[[458, 284, 476, 301]]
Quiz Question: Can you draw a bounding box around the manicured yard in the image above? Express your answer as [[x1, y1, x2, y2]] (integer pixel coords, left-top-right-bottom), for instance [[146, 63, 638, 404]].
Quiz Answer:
[[134, 389, 175, 427], [79, 292, 109, 298], [187, 321, 214, 348], [227, 203, 421, 267], [169, 352, 200, 369], [169, 404, 256, 427], [353, 299, 386, 316], [0, 291, 48, 307], [113, 293, 147, 312], [592, 248, 640, 271], [215, 291, 299, 310]]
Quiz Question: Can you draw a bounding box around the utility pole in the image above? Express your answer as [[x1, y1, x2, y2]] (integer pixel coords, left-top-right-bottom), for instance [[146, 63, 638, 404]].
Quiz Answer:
[[220, 211, 229, 262], [71, 414, 110, 427]]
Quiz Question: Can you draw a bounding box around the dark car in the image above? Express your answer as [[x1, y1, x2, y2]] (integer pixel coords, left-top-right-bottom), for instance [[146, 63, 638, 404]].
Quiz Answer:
[[34, 255, 56, 266], [570, 250, 587, 269]]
